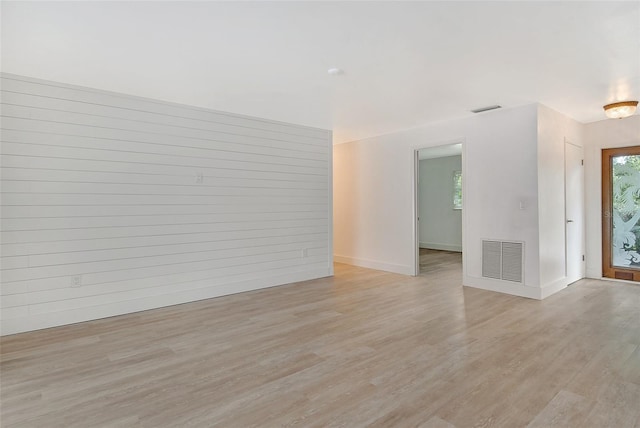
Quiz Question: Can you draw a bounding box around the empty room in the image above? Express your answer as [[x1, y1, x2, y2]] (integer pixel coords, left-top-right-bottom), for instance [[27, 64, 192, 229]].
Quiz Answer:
[[1, 1, 640, 427]]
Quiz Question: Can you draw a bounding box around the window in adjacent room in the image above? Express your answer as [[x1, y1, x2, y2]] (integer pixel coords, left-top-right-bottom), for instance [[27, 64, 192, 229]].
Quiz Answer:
[[453, 170, 462, 209]]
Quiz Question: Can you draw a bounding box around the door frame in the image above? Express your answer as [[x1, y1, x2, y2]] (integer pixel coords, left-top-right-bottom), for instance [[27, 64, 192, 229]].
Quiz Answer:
[[412, 140, 466, 276], [602, 145, 640, 281]]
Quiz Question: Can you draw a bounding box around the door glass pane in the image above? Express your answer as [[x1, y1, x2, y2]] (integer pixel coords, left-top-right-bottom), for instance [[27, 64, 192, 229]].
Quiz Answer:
[[612, 155, 640, 268]]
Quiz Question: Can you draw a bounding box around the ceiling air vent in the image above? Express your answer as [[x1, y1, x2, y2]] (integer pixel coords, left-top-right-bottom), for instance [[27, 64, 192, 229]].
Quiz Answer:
[[471, 105, 502, 113]]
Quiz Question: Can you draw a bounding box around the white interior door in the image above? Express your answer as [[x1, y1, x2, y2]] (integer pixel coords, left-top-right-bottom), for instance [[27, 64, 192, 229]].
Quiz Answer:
[[565, 142, 585, 283], [414, 150, 420, 275]]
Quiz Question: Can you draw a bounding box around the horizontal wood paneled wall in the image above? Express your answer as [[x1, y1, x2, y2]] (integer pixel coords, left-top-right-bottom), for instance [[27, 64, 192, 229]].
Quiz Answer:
[[0, 73, 333, 335]]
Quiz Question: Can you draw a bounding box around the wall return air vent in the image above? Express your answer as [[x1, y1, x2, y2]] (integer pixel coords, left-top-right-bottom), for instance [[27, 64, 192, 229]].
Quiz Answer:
[[482, 240, 524, 283]]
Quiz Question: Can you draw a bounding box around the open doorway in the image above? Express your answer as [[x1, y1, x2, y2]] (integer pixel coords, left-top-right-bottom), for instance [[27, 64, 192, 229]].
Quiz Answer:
[[413, 143, 463, 276]]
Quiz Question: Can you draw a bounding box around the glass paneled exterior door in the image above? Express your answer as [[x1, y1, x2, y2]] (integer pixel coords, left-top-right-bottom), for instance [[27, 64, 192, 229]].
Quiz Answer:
[[603, 146, 640, 281]]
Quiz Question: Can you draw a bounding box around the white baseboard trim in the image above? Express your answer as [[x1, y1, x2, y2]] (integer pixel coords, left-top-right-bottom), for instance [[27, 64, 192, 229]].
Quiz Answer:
[[540, 277, 570, 299], [1, 267, 332, 336], [334, 255, 413, 275], [419, 242, 462, 252], [463, 275, 541, 299], [586, 268, 601, 279], [594, 276, 640, 285]]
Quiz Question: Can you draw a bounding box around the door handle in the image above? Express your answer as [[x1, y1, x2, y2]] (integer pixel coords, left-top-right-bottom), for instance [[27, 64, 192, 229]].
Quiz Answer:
[[567, 219, 574, 223]]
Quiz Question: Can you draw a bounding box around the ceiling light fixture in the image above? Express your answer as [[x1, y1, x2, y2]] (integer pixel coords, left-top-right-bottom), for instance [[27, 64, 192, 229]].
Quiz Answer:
[[327, 68, 343, 76], [603, 101, 638, 119]]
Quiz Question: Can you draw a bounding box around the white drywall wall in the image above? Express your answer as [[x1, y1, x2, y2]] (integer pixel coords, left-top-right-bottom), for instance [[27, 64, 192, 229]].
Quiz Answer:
[[418, 155, 462, 252], [334, 104, 541, 297], [537, 105, 584, 297]]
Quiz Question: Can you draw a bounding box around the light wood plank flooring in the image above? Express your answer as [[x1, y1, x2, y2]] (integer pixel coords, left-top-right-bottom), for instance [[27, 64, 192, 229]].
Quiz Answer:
[[419, 248, 462, 275], [1, 260, 640, 427]]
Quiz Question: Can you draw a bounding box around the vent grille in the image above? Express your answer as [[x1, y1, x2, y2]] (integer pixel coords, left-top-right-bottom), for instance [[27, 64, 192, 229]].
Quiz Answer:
[[471, 105, 502, 113], [482, 241, 502, 279], [482, 240, 524, 283]]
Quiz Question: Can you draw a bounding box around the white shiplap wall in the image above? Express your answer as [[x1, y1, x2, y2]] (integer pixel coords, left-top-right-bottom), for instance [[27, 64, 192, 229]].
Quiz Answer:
[[0, 73, 333, 335]]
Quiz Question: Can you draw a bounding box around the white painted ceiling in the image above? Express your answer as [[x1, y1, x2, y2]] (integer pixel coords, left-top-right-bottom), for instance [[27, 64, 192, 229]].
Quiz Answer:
[[2, 1, 639, 144]]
